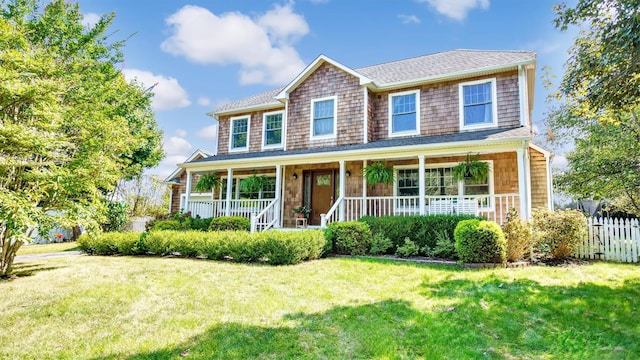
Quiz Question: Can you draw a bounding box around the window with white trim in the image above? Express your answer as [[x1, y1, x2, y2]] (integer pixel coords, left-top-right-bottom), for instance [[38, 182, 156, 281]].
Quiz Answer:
[[389, 90, 420, 135], [396, 168, 419, 196], [262, 111, 283, 149], [459, 79, 497, 129], [220, 177, 276, 200], [230, 116, 249, 151], [425, 167, 458, 196], [311, 96, 336, 138]]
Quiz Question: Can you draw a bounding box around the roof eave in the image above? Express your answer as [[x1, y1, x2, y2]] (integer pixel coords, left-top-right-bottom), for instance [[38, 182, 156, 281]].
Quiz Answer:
[[211, 102, 284, 117]]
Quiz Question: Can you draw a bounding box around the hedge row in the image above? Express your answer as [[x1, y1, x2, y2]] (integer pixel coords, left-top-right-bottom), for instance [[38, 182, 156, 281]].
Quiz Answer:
[[77, 229, 326, 265], [359, 214, 478, 254]]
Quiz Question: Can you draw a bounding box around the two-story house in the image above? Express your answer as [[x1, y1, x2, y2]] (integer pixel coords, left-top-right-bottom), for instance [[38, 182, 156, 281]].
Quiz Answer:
[[166, 49, 553, 231]]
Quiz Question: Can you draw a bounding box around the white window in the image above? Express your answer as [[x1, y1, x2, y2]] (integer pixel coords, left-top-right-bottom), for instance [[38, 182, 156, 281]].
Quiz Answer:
[[262, 111, 284, 149], [389, 90, 420, 136], [310, 96, 337, 139], [394, 162, 494, 210], [229, 116, 250, 151], [459, 78, 498, 130], [220, 177, 276, 200]]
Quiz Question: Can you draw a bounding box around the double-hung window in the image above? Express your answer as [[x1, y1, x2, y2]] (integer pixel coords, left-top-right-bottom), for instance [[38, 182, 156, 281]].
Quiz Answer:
[[229, 116, 249, 151], [262, 111, 283, 149], [459, 78, 497, 129], [310, 96, 336, 138], [389, 90, 420, 136]]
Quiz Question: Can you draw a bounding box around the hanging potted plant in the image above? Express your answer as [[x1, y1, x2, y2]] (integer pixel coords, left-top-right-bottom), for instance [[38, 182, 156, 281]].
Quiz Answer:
[[363, 161, 395, 186], [194, 172, 221, 198], [452, 153, 489, 184], [240, 172, 268, 197]]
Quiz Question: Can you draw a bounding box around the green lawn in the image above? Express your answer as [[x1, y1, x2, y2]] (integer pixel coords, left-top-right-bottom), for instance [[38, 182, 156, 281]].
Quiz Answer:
[[1, 255, 638, 359], [17, 241, 79, 255]]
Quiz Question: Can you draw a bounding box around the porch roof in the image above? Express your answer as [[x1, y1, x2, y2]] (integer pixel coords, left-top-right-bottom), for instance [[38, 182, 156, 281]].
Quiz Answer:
[[185, 126, 531, 167]]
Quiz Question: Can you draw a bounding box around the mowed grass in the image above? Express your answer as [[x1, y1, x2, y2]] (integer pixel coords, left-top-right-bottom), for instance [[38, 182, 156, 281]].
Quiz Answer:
[[17, 241, 79, 255], [1, 256, 639, 359]]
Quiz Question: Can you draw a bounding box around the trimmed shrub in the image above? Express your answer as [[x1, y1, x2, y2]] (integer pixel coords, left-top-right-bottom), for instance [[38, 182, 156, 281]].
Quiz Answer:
[[80, 229, 327, 265], [150, 220, 182, 231], [424, 230, 458, 260], [368, 233, 393, 255], [209, 216, 250, 232], [532, 209, 587, 260], [454, 219, 506, 263], [77, 232, 143, 255], [502, 208, 533, 262], [360, 214, 478, 253], [325, 221, 373, 255], [395, 237, 419, 257]]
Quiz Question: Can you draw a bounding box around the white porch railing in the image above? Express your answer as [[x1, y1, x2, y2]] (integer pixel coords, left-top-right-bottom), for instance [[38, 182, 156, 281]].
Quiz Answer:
[[324, 194, 519, 226], [187, 199, 274, 220], [321, 197, 344, 227], [250, 198, 279, 233]]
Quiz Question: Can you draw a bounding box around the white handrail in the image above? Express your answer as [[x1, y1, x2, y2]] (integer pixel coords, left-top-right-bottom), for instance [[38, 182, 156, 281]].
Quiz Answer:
[[320, 196, 344, 228], [250, 198, 278, 233]]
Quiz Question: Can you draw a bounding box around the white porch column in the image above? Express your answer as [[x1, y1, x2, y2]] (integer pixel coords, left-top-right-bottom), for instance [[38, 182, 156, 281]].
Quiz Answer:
[[418, 155, 426, 215], [185, 169, 192, 213], [274, 164, 282, 228], [516, 148, 529, 219], [362, 160, 367, 217], [339, 160, 346, 222], [225, 168, 233, 216]]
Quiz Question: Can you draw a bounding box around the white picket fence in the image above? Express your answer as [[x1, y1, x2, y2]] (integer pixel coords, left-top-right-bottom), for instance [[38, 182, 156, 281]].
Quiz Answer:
[[576, 217, 640, 263]]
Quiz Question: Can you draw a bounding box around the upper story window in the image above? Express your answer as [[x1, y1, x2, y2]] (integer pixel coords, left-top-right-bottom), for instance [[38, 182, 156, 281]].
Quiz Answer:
[[262, 111, 284, 149], [229, 115, 249, 151], [459, 78, 498, 130], [310, 96, 337, 139], [389, 90, 420, 136]]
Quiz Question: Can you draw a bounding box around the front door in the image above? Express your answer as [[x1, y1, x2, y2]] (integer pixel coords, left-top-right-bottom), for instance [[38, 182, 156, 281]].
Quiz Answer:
[[309, 170, 334, 225]]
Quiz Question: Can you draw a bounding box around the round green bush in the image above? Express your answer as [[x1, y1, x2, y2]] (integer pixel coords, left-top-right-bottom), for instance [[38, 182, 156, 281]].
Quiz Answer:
[[150, 220, 181, 231], [454, 219, 506, 263], [208, 216, 250, 231]]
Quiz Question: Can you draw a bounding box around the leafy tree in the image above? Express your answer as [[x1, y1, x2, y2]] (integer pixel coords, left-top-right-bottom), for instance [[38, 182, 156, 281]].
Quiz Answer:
[[546, 0, 640, 214], [113, 175, 169, 217], [0, 0, 163, 277]]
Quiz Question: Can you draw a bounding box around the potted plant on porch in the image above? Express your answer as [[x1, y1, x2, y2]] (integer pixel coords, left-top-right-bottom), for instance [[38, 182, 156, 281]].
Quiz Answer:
[[240, 172, 268, 198], [452, 153, 489, 184], [293, 206, 311, 218]]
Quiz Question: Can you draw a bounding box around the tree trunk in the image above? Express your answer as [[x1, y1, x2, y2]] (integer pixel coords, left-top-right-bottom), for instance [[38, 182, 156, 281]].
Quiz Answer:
[[0, 229, 23, 277]]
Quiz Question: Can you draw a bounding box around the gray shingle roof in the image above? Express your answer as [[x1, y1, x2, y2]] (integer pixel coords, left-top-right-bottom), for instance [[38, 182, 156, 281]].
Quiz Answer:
[[214, 87, 284, 114], [212, 49, 535, 115], [188, 126, 532, 164], [355, 49, 536, 86]]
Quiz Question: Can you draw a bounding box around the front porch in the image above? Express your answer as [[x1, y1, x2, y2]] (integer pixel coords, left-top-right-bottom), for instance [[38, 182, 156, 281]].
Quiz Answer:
[[181, 147, 538, 232]]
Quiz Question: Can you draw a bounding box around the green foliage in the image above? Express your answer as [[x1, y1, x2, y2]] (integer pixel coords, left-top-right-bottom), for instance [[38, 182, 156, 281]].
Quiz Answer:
[[194, 173, 221, 194], [368, 233, 393, 255], [395, 237, 419, 258], [325, 221, 373, 256], [451, 153, 489, 184], [532, 209, 588, 260], [77, 232, 143, 256], [209, 216, 250, 232], [360, 214, 478, 252], [150, 220, 182, 231], [454, 219, 506, 264], [363, 162, 394, 186], [239, 173, 269, 196], [502, 208, 533, 262], [101, 201, 129, 232], [424, 230, 458, 260], [0, 0, 162, 276], [80, 230, 327, 265]]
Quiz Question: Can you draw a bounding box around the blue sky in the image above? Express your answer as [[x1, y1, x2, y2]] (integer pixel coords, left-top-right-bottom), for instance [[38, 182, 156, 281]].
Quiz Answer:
[[77, 0, 574, 178]]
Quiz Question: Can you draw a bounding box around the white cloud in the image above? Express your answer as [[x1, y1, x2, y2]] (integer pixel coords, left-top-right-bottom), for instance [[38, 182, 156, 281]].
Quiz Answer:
[[398, 14, 421, 24], [197, 124, 219, 140], [160, 4, 308, 86], [82, 12, 100, 27], [175, 129, 187, 138], [197, 97, 211, 106], [553, 154, 568, 169], [418, 0, 489, 21], [153, 155, 190, 178], [164, 136, 193, 155], [123, 69, 191, 111]]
